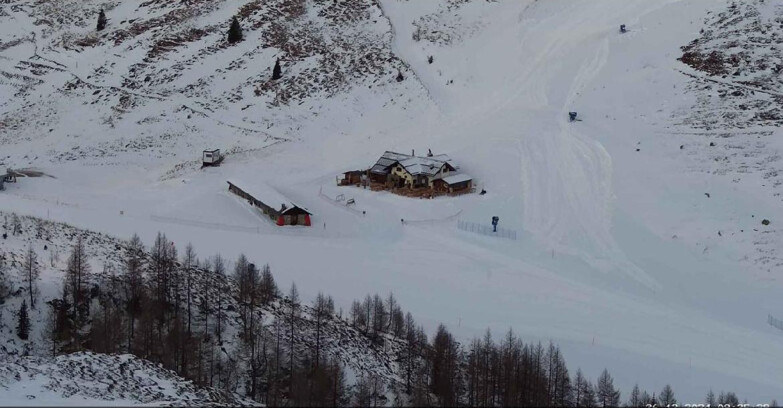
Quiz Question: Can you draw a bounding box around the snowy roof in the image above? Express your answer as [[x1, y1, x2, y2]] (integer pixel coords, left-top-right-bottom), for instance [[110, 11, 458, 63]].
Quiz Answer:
[[439, 173, 473, 185], [399, 156, 452, 177], [371, 151, 412, 173], [227, 179, 311, 215], [371, 151, 454, 176]]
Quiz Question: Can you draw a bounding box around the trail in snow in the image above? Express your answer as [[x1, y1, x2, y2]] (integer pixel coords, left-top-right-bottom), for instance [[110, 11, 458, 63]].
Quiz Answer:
[[379, 0, 680, 285]]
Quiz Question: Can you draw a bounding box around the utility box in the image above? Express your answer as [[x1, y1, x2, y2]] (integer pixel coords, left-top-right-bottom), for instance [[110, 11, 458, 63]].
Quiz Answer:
[[202, 149, 223, 167]]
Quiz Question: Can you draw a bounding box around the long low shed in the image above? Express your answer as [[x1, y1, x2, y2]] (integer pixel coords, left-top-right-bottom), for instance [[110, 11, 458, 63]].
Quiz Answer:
[[227, 179, 312, 226]]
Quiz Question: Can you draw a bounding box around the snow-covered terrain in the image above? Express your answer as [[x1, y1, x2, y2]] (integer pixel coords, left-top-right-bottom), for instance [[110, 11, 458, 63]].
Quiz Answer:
[[0, 352, 259, 406], [2, 0, 783, 403]]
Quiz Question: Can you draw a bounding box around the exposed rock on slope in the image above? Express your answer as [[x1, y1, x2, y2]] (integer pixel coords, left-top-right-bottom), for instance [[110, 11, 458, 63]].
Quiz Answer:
[[677, 0, 783, 129]]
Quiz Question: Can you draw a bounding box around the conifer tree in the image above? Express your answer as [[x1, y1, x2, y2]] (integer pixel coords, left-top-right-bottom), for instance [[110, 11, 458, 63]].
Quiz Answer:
[[272, 58, 282, 80], [20, 245, 40, 309], [259, 264, 277, 305], [287, 283, 300, 390], [705, 389, 716, 406], [97, 9, 107, 31], [17, 300, 30, 340], [396, 70, 404, 82], [628, 384, 641, 407], [227, 17, 243, 43], [659, 385, 676, 405], [596, 368, 620, 407], [66, 236, 90, 321], [0, 256, 9, 307]]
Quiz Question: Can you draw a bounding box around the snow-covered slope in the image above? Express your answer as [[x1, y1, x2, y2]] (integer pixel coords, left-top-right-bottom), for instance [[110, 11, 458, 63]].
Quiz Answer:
[[2, 0, 783, 402], [0, 0, 429, 168], [0, 352, 258, 406]]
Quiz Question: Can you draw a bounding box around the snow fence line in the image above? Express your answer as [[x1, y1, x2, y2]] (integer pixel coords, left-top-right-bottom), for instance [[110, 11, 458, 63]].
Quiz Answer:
[[457, 220, 518, 240], [768, 314, 783, 332]]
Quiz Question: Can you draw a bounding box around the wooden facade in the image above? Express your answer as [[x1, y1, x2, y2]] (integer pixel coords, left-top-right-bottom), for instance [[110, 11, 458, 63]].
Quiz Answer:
[[432, 175, 473, 194], [341, 170, 365, 186]]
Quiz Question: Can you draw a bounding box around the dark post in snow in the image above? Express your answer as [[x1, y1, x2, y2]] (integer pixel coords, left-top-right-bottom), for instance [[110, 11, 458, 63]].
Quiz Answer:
[[97, 9, 107, 31]]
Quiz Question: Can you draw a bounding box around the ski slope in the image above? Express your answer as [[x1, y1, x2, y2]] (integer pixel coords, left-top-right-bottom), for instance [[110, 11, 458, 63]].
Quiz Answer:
[[2, 0, 783, 402]]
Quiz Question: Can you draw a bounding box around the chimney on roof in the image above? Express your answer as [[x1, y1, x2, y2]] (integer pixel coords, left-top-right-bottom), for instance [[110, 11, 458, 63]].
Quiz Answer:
[[281, 203, 287, 211]]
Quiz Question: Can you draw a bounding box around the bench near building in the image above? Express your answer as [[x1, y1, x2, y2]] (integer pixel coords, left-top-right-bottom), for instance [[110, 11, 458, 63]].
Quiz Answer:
[[227, 179, 312, 226]]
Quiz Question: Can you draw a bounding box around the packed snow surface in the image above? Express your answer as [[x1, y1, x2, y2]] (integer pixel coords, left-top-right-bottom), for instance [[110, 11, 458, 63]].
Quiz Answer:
[[1, 0, 783, 402]]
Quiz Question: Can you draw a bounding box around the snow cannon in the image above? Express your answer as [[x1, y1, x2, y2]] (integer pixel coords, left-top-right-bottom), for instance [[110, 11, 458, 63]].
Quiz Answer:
[[568, 112, 578, 122], [620, 24, 627, 33]]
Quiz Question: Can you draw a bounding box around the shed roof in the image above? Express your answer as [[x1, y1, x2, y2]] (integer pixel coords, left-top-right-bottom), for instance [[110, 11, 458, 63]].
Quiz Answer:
[[227, 179, 311, 215], [440, 173, 473, 185]]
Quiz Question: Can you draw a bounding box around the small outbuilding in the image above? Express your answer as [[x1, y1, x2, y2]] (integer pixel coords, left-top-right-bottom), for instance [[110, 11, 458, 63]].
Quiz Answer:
[[433, 173, 473, 193], [341, 170, 365, 186], [227, 179, 312, 226]]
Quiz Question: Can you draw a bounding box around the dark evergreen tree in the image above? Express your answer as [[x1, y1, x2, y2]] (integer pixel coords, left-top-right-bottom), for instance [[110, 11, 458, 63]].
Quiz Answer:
[[428, 55, 434, 64], [705, 389, 716, 406], [272, 59, 282, 80], [65, 236, 91, 326], [396, 70, 404, 82], [582, 380, 598, 407], [17, 300, 30, 340], [627, 384, 642, 407], [431, 324, 460, 406], [227, 17, 243, 44], [259, 264, 277, 305], [97, 9, 107, 31], [596, 368, 620, 407], [659, 385, 676, 405], [718, 391, 739, 406], [20, 245, 40, 309], [574, 368, 589, 406]]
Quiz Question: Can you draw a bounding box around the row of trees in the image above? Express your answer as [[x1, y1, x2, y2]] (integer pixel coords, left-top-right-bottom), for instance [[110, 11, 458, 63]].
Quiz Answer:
[[0, 226, 771, 406]]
